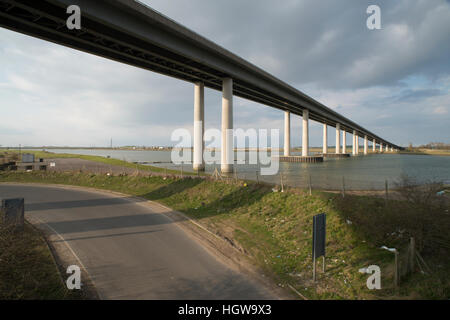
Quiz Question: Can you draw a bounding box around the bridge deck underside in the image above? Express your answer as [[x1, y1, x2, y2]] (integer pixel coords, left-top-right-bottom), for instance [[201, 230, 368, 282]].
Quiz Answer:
[[0, 0, 400, 148]]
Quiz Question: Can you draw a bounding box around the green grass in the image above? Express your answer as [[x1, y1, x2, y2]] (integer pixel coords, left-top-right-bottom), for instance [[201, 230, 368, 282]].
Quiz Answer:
[[1, 170, 449, 299], [0, 149, 197, 176], [399, 148, 450, 156], [0, 221, 84, 299]]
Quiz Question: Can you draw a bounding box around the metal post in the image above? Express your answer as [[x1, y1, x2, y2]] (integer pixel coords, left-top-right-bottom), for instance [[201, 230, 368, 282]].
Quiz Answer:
[[313, 255, 316, 282], [2, 198, 25, 230]]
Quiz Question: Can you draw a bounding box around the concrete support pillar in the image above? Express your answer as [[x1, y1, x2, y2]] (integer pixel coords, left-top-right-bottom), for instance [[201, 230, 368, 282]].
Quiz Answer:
[[352, 130, 356, 155], [193, 82, 205, 171], [391, 146, 394, 152], [322, 123, 328, 154], [342, 130, 346, 154], [302, 109, 309, 157], [284, 111, 291, 156], [379, 142, 383, 152], [364, 135, 368, 155], [335, 123, 341, 154], [221, 78, 233, 173], [373, 138, 376, 152], [356, 135, 359, 154], [385, 144, 389, 152]]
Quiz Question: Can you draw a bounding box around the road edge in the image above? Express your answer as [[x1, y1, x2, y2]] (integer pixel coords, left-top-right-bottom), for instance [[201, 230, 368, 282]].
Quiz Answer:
[[1, 182, 296, 300]]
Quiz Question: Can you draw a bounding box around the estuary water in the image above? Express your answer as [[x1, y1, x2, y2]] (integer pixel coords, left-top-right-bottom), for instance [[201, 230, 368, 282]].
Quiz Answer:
[[42, 149, 450, 191]]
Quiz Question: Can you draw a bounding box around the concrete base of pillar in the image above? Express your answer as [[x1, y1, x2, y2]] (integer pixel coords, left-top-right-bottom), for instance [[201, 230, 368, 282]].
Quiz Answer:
[[221, 164, 233, 173], [193, 164, 205, 171], [278, 155, 323, 163], [322, 153, 351, 158]]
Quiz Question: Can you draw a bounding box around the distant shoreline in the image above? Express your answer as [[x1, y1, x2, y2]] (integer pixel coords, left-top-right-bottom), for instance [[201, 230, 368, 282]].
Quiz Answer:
[[3, 146, 450, 156]]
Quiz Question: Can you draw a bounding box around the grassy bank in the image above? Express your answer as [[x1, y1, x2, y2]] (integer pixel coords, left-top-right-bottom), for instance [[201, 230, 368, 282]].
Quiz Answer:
[[1, 170, 449, 299], [399, 149, 450, 156], [0, 149, 193, 176], [0, 220, 84, 299]]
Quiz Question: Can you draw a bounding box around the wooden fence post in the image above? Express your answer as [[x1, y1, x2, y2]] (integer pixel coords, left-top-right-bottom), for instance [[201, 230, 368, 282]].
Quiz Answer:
[[385, 179, 389, 204], [394, 250, 399, 288], [309, 174, 312, 196]]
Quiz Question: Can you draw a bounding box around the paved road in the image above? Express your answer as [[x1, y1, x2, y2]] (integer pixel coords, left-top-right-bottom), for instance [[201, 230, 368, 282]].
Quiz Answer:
[[0, 184, 274, 300]]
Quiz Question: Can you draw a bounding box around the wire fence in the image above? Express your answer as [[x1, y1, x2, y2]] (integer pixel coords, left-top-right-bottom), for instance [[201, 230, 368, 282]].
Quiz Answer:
[[148, 162, 409, 192]]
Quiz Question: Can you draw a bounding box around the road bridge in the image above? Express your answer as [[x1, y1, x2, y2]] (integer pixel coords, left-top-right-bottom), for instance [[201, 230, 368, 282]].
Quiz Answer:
[[0, 0, 401, 172]]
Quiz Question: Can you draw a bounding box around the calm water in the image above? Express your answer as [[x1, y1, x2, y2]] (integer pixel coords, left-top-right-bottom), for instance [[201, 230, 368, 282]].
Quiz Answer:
[[42, 149, 450, 190]]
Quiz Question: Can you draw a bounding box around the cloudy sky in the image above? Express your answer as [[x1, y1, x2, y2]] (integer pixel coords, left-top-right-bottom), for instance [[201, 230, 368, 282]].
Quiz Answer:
[[1, 0, 449, 148]]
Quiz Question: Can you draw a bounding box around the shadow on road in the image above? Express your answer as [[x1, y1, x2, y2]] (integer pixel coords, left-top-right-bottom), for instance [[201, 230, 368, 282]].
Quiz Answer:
[[51, 229, 164, 242], [40, 214, 171, 234], [26, 196, 147, 211]]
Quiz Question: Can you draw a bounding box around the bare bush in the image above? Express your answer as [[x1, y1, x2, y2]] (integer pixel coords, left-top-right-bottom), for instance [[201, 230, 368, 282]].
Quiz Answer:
[[395, 174, 445, 207], [393, 174, 450, 253]]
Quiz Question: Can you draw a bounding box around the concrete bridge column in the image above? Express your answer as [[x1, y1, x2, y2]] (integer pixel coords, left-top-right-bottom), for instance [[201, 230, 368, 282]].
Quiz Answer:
[[342, 130, 346, 154], [373, 138, 376, 152], [335, 123, 341, 154], [352, 130, 356, 155], [380, 143, 383, 152], [364, 135, 368, 155], [221, 78, 233, 173], [356, 134, 359, 155], [302, 109, 309, 157], [322, 123, 328, 154], [385, 144, 388, 152], [284, 111, 291, 156], [193, 82, 205, 171]]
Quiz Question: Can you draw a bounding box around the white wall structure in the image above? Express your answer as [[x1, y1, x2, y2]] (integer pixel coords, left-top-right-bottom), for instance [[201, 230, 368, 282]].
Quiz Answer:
[[193, 82, 205, 171], [221, 78, 233, 173], [302, 110, 309, 156], [284, 111, 291, 156], [323, 123, 328, 154], [335, 123, 341, 154]]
